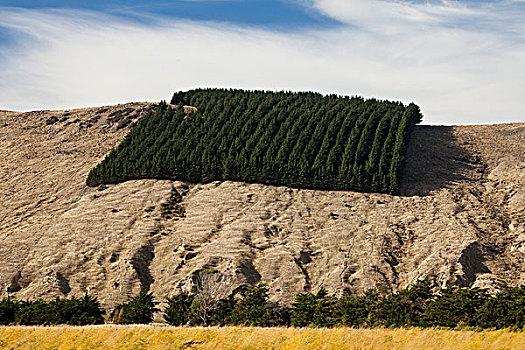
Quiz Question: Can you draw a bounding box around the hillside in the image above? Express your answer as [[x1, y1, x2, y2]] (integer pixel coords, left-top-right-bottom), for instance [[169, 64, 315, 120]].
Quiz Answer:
[[0, 104, 524, 313]]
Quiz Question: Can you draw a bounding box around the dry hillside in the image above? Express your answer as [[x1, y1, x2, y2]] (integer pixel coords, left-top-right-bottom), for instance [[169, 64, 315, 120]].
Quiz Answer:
[[0, 104, 524, 312]]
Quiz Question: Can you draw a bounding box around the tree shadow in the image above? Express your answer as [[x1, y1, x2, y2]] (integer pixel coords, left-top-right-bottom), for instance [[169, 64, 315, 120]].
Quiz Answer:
[[400, 125, 484, 196]]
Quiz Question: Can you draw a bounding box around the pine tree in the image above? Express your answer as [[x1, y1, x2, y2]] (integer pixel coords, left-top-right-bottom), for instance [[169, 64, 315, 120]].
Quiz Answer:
[[87, 89, 422, 194]]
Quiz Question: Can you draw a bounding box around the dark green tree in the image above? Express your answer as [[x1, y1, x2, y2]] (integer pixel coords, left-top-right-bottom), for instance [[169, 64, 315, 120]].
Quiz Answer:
[[111, 291, 158, 324], [230, 284, 274, 327], [423, 287, 489, 328], [336, 289, 379, 327], [373, 279, 433, 327], [478, 286, 525, 329], [0, 298, 19, 325], [68, 294, 105, 325], [291, 288, 337, 327], [87, 89, 422, 194], [14, 301, 52, 325], [163, 292, 194, 326]]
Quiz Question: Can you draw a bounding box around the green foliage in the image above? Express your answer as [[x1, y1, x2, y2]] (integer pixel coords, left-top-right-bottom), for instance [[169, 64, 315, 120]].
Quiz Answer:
[[9, 294, 104, 326], [70, 294, 106, 325], [0, 298, 19, 325], [337, 290, 379, 327], [86, 89, 423, 194], [5, 281, 525, 328], [478, 286, 525, 329], [13, 301, 51, 325], [230, 284, 275, 327], [422, 286, 489, 328], [209, 294, 238, 326], [291, 288, 337, 327], [187, 294, 234, 326], [111, 291, 158, 325], [373, 279, 433, 327], [164, 293, 194, 326], [160, 188, 185, 219], [184, 271, 236, 326]]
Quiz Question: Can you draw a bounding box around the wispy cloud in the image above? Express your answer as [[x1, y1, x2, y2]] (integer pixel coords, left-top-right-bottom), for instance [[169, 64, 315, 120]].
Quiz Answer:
[[0, 1, 524, 124]]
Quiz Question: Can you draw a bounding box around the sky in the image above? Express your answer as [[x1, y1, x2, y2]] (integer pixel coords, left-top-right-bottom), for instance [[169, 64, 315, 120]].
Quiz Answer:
[[0, 1, 524, 124]]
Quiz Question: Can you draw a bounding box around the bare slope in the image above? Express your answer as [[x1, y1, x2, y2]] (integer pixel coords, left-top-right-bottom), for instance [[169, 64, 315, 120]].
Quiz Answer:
[[1, 105, 523, 311]]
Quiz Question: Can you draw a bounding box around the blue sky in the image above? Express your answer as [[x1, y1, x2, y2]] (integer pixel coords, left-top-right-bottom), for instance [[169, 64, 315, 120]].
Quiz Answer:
[[0, 0, 524, 124], [0, 1, 338, 29]]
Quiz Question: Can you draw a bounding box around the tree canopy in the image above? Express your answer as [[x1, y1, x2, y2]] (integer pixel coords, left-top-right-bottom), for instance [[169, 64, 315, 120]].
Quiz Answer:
[[87, 89, 423, 194]]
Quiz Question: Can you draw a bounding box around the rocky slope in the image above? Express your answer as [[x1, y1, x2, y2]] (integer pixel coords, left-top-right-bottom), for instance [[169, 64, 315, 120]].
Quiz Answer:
[[1, 104, 523, 312]]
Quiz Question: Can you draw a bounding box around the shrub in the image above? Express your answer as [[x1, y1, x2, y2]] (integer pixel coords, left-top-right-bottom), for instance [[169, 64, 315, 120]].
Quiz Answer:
[[478, 286, 525, 329], [69, 294, 105, 325], [14, 301, 51, 325]]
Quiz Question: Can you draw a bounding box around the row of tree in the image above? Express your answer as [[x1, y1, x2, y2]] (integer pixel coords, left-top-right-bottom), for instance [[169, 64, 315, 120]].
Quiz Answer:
[[161, 280, 525, 329], [4, 279, 525, 329], [87, 89, 423, 194], [0, 294, 104, 326]]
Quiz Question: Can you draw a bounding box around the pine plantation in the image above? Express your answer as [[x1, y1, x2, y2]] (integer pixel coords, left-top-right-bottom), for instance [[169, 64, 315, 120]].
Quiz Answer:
[[87, 89, 422, 194]]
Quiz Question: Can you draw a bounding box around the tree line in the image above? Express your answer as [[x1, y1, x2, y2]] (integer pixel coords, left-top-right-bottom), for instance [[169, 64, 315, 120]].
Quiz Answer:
[[3, 279, 525, 329], [87, 89, 422, 194], [0, 294, 104, 326], [160, 280, 525, 329]]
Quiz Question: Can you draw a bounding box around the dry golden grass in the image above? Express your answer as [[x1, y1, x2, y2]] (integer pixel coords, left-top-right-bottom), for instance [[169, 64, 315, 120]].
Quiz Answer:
[[0, 326, 524, 350]]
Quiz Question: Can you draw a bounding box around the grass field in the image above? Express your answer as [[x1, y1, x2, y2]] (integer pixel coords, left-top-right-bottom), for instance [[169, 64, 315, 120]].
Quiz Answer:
[[0, 326, 524, 350]]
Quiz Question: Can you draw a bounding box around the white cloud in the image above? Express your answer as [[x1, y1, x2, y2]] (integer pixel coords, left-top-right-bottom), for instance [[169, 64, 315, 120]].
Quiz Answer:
[[0, 2, 524, 125], [306, 0, 464, 32]]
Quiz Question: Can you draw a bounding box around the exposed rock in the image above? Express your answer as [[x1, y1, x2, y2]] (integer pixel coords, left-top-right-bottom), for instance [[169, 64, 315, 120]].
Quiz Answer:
[[0, 104, 523, 312]]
